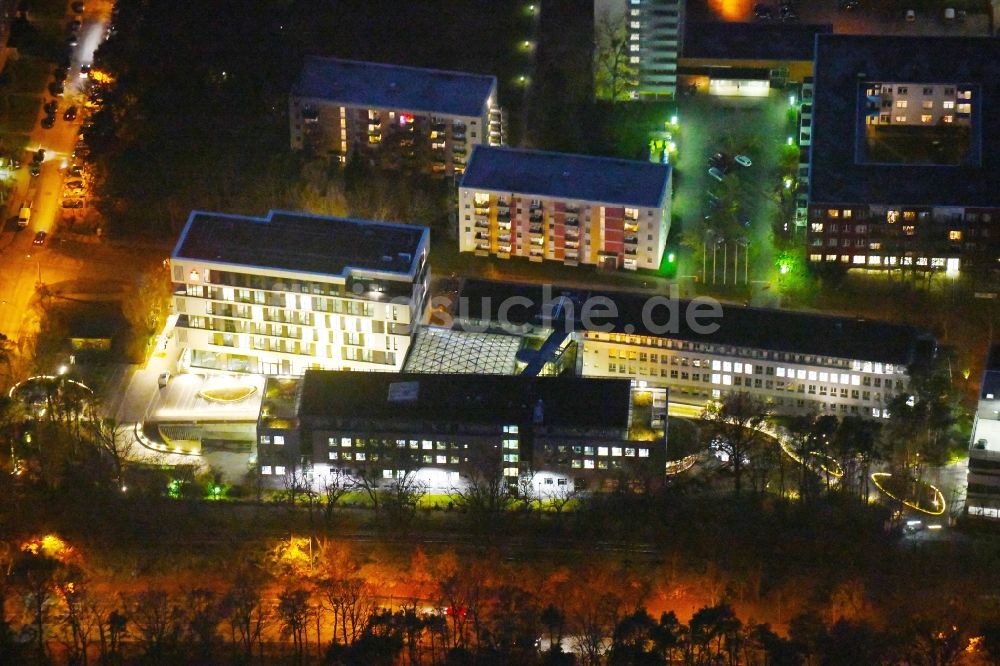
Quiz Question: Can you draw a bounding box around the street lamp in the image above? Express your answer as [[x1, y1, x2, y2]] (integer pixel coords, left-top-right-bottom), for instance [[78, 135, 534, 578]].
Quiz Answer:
[[786, 136, 794, 146]]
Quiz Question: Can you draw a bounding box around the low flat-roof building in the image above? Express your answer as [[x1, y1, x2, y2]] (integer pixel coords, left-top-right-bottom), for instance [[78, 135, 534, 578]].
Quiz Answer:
[[456, 278, 935, 418], [289, 57, 502, 176], [458, 146, 672, 271], [679, 22, 830, 94], [257, 371, 668, 492], [805, 35, 1000, 273], [170, 210, 429, 375]]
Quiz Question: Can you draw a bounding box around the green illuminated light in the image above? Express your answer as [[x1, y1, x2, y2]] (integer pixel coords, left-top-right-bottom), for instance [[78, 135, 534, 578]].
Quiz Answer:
[[787, 136, 794, 145]]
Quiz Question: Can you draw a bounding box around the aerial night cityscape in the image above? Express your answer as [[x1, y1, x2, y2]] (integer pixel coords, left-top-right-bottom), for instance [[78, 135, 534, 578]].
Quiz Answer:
[[3, 0, 1000, 664]]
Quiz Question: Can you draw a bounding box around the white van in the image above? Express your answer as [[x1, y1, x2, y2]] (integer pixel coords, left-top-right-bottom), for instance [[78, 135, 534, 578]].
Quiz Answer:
[[17, 202, 31, 228]]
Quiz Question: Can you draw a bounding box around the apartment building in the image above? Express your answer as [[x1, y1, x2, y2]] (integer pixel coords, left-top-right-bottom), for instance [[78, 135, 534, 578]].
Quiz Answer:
[[967, 344, 1000, 520], [457, 279, 935, 419], [594, 0, 685, 98], [805, 36, 1000, 273], [289, 57, 502, 175], [458, 146, 672, 271], [256, 371, 668, 492], [170, 210, 429, 376]]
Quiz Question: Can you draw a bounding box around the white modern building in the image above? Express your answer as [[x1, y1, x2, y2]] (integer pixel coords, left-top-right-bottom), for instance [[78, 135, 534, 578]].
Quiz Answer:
[[458, 146, 672, 271], [457, 279, 935, 419], [289, 57, 502, 175], [967, 344, 1000, 520], [170, 210, 429, 376], [594, 0, 685, 98]]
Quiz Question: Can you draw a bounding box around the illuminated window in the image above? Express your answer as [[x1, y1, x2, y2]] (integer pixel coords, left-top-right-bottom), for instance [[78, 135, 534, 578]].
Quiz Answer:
[[949, 230, 962, 241], [473, 192, 490, 206], [943, 115, 954, 123], [943, 101, 955, 109], [895, 100, 907, 108], [811, 223, 824, 233], [261, 466, 272, 475], [958, 90, 972, 100], [903, 225, 915, 236], [189, 269, 200, 282], [957, 103, 971, 114], [920, 114, 932, 123], [922, 100, 933, 109], [903, 211, 916, 221], [827, 209, 839, 218], [869, 242, 882, 250], [273, 435, 284, 446], [843, 209, 852, 219], [894, 115, 907, 123], [275, 466, 286, 475], [887, 210, 899, 223]]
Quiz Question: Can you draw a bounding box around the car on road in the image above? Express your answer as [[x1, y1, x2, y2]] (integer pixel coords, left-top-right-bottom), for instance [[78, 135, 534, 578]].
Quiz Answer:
[[41, 114, 56, 129], [72, 1, 85, 12], [79, 64, 91, 78], [33, 231, 47, 246], [44, 100, 58, 114], [33, 148, 45, 163], [62, 199, 84, 209], [29, 164, 40, 177], [63, 106, 77, 121], [708, 167, 725, 182], [65, 179, 84, 189], [17, 202, 31, 228], [735, 155, 752, 167], [66, 34, 78, 47], [48, 81, 64, 96], [753, 4, 772, 20]]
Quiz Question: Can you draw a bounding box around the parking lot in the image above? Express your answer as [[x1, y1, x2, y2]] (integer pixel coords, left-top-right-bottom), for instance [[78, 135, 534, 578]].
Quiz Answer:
[[671, 92, 793, 284]]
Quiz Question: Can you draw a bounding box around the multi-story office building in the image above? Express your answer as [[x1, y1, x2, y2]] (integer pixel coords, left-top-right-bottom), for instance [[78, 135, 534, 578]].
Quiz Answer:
[[256, 371, 668, 491], [594, 0, 685, 99], [457, 279, 935, 419], [170, 210, 429, 375], [967, 344, 1000, 520], [458, 146, 672, 271], [289, 57, 502, 176], [805, 36, 1000, 273]]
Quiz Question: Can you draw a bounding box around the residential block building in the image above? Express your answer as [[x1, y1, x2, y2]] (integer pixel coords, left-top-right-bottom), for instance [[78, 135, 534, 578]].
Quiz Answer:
[[256, 371, 668, 491], [805, 36, 1000, 273], [170, 210, 429, 375], [594, 0, 685, 99], [289, 57, 501, 175], [458, 146, 672, 271], [457, 279, 935, 419]]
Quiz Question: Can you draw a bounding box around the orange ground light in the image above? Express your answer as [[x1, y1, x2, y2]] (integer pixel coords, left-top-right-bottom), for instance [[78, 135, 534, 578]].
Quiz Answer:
[[708, 0, 751, 21]]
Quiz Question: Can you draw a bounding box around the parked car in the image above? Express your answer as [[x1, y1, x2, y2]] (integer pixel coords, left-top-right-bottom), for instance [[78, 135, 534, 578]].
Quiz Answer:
[[708, 167, 725, 182], [68, 164, 83, 177], [709, 152, 730, 171], [71, 1, 85, 13], [33, 231, 47, 245], [66, 34, 79, 47], [44, 100, 58, 114], [29, 164, 40, 177], [62, 199, 84, 209], [41, 115, 56, 129], [735, 155, 752, 167], [753, 4, 772, 20], [33, 148, 45, 164], [63, 106, 77, 121], [905, 9, 916, 21], [839, 0, 860, 10], [68, 19, 81, 30], [48, 81, 64, 96]]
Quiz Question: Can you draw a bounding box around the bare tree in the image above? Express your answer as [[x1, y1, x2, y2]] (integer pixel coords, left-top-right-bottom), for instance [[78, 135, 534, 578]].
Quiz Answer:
[[87, 418, 135, 490], [317, 577, 376, 647], [451, 445, 514, 520], [545, 483, 580, 515], [322, 468, 352, 524], [593, 8, 637, 101], [128, 588, 184, 662], [701, 392, 771, 495], [223, 568, 269, 663], [275, 587, 311, 665]]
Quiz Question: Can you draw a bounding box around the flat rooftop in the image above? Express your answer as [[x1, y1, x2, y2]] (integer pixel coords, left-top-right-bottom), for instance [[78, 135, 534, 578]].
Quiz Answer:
[[458, 279, 933, 367], [293, 57, 496, 118], [810, 35, 1000, 206], [460, 146, 671, 209], [297, 371, 633, 430], [682, 22, 830, 62], [172, 210, 427, 278]]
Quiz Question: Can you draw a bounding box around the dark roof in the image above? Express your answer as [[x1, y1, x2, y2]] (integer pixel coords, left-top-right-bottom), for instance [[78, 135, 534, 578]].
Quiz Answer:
[[683, 22, 830, 62], [810, 35, 1000, 207], [982, 344, 1000, 400], [297, 371, 633, 429], [460, 146, 671, 209], [458, 279, 933, 366], [293, 57, 496, 118], [172, 210, 427, 277]]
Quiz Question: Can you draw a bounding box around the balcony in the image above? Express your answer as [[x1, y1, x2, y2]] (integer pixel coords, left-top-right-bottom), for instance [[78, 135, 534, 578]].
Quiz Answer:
[[474, 218, 490, 229], [529, 223, 543, 235], [475, 242, 490, 257], [624, 235, 638, 246], [529, 212, 543, 223], [497, 219, 511, 231], [432, 122, 447, 132]]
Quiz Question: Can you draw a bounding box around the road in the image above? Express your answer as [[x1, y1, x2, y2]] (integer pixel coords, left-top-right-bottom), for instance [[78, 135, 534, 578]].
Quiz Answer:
[[0, 1, 111, 347]]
